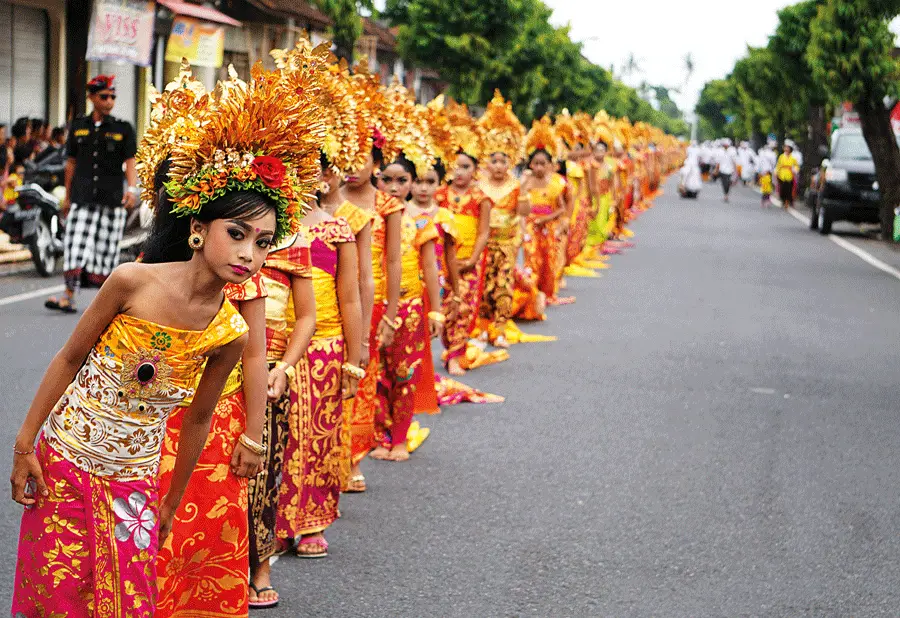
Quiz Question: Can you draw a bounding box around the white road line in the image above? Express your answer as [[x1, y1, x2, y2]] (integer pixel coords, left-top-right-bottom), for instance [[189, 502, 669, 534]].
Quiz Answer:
[[0, 284, 64, 307], [787, 206, 900, 282]]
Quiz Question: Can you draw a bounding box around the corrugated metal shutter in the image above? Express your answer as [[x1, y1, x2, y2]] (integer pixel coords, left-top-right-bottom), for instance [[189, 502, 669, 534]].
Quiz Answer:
[[0, 2, 48, 127]]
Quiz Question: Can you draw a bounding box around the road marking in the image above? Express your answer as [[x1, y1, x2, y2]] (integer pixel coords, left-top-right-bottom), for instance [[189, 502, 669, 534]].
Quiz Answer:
[[0, 284, 64, 307], [750, 387, 776, 395], [787, 206, 900, 283]]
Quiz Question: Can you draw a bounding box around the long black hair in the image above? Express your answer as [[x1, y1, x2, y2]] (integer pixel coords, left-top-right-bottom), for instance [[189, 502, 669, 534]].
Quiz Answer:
[[141, 158, 278, 263]]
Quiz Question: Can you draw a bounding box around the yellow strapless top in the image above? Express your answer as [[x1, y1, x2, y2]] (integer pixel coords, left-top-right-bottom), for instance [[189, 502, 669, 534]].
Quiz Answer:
[[42, 302, 248, 479], [400, 212, 439, 300]]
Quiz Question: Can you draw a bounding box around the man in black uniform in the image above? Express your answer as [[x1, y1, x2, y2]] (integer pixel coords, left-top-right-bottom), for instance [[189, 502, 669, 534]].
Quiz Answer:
[[45, 75, 138, 313]]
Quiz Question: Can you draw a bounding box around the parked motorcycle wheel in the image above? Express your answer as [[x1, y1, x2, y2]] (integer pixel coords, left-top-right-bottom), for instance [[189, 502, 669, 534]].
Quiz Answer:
[[29, 216, 58, 277]]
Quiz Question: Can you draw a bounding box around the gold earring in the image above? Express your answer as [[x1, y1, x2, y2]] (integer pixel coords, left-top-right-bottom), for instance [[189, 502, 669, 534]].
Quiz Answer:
[[319, 181, 330, 195], [189, 233, 204, 250]]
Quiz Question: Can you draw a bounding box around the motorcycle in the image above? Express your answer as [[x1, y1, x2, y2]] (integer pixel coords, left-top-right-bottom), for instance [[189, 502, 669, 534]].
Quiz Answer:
[[0, 153, 66, 276]]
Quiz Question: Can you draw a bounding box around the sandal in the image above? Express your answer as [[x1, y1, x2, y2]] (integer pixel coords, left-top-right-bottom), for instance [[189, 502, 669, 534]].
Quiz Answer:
[[45, 296, 77, 314], [344, 474, 366, 493], [248, 583, 279, 609], [296, 535, 328, 559]]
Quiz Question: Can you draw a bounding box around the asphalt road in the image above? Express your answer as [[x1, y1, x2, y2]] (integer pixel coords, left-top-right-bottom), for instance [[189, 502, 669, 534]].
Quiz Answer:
[[1, 178, 899, 616]]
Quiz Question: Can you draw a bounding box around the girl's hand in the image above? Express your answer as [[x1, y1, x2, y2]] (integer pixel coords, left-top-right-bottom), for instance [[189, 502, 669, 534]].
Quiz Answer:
[[158, 499, 175, 549], [445, 299, 460, 323], [342, 373, 360, 399], [429, 316, 444, 339], [359, 344, 370, 370], [230, 442, 263, 478], [458, 259, 475, 274], [10, 451, 47, 506], [377, 320, 395, 349], [267, 367, 287, 402], [520, 170, 534, 193], [557, 218, 570, 238]]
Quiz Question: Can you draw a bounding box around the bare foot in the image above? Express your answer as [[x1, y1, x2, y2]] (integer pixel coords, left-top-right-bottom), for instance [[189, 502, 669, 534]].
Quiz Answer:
[[493, 334, 510, 349], [370, 446, 391, 460], [250, 560, 278, 606], [448, 357, 465, 377], [388, 444, 410, 461]]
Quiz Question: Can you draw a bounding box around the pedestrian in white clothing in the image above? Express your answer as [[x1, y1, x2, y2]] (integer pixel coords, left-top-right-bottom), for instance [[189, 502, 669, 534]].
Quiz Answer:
[[737, 142, 756, 184], [714, 139, 738, 202]]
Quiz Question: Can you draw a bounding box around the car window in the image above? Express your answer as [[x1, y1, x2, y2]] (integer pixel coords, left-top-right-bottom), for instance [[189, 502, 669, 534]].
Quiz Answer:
[[832, 133, 900, 160]]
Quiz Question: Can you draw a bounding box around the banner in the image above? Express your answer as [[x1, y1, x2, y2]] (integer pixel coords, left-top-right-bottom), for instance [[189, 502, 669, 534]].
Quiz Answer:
[[165, 16, 225, 68], [86, 0, 156, 67]]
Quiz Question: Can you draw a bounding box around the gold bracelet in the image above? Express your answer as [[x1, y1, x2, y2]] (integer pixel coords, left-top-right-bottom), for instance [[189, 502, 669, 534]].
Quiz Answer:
[[238, 433, 266, 456], [451, 295, 462, 303], [380, 314, 398, 331], [342, 363, 366, 380], [427, 311, 446, 323], [274, 361, 291, 374]]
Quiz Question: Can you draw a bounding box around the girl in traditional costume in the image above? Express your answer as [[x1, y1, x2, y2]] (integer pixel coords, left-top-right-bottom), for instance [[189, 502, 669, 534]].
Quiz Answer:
[[342, 64, 404, 489], [371, 86, 445, 459], [9, 61, 317, 617], [521, 117, 568, 305], [476, 91, 530, 347], [134, 68, 267, 618], [270, 39, 365, 558], [435, 102, 494, 376]]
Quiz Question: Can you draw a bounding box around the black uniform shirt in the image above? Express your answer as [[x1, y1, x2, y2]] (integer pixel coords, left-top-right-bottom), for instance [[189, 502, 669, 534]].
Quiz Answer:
[[66, 114, 137, 206]]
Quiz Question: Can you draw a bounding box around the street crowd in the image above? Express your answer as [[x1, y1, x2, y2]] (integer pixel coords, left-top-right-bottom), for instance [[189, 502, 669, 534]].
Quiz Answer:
[[8, 37, 684, 617], [679, 138, 802, 208]]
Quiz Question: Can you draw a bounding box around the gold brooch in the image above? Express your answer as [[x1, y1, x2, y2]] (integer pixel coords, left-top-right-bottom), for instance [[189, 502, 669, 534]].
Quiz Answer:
[[120, 347, 175, 400]]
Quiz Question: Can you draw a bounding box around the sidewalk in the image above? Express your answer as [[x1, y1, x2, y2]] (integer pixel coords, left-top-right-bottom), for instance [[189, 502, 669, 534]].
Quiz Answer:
[[0, 232, 31, 265]]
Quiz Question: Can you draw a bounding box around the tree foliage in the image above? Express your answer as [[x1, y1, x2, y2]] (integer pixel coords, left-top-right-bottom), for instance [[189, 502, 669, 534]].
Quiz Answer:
[[383, 0, 687, 133], [311, 0, 375, 61], [808, 0, 900, 240]]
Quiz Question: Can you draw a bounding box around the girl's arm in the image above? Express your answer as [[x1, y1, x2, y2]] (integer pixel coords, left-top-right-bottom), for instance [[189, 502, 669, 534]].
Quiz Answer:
[[160, 333, 248, 546], [377, 210, 402, 349], [419, 240, 444, 339], [337, 241, 363, 398], [462, 198, 491, 273], [444, 236, 462, 322], [355, 223, 374, 366], [268, 275, 316, 401], [230, 297, 266, 478], [11, 266, 136, 505]]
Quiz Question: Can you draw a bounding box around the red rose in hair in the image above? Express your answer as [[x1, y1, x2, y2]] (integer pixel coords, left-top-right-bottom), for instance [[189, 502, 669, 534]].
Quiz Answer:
[[251, 156, 286, 189], [372, 128, 386, 150]]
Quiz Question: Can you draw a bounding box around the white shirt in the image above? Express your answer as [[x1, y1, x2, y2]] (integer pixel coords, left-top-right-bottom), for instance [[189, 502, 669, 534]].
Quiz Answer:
[[756, 148, 776, 174], [716, 146, 738, 175]]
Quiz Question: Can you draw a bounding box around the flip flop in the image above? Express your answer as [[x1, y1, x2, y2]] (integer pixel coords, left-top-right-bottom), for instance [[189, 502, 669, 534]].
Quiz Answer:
[[248, 583, 279, 610], [296, 535, 328, 559], [44, 297, 77, 313]]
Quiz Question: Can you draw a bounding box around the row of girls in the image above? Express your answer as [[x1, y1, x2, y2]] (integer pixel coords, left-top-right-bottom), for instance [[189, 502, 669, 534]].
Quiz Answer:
[[8, 40, 684, 617]]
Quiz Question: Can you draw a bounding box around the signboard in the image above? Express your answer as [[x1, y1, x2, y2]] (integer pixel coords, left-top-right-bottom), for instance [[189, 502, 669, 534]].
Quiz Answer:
[[86, 0, 156, 66], [165, 16, 225, 68]]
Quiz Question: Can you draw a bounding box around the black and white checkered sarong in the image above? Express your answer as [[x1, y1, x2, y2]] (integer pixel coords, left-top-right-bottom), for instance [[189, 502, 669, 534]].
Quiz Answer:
[[63, 202, 127, 289]]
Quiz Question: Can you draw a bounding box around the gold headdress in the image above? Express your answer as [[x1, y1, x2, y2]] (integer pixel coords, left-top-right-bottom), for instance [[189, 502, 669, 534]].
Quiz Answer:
[[478, 89, 525, 163], [446, 99, 484, 162], [273, 38, 372, 175], [145, 61, 326, 243], [136, 60, 208, 210], [524, 116, 559, 159], [592, 110, 615, 148], [554, 110, 580, 157], [422, 95, 456, 166], [573, 112, 594, 147], [381, 80, 435, 177], [352, 58, 394, 159]]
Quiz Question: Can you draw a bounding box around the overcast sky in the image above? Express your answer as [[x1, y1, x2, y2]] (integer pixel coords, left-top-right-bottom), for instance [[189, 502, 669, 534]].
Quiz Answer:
[[542, 0, 795, 116]]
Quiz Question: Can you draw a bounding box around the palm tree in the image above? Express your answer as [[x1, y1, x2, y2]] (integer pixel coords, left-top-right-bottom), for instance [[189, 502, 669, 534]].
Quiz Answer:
[[683, 53, 695, 89], [621, 53, 642, 81]]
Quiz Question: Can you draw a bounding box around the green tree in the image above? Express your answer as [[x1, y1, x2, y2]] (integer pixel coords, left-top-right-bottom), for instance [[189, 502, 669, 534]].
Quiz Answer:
[[808, 0, 900, 241], [383, 0, 523, 103], [311, 0, 375, 62]]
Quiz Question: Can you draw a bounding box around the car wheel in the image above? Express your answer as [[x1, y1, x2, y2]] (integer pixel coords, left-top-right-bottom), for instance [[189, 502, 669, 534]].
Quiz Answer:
[[818, 205, 832, 235], [809, 204, 819, 230]]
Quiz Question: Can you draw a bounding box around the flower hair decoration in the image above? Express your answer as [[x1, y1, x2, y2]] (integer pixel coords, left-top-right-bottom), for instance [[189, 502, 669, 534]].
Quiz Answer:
[[141, 60, 327, 243], [478, 89, 526, 164]]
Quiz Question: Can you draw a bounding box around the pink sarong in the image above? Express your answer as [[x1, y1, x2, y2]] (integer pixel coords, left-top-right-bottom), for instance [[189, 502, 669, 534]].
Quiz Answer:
[[12, 439, 159, 617]]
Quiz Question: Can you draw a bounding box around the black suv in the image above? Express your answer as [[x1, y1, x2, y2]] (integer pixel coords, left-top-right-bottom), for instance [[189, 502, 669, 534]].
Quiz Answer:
[[809, 128, 894, 234]]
